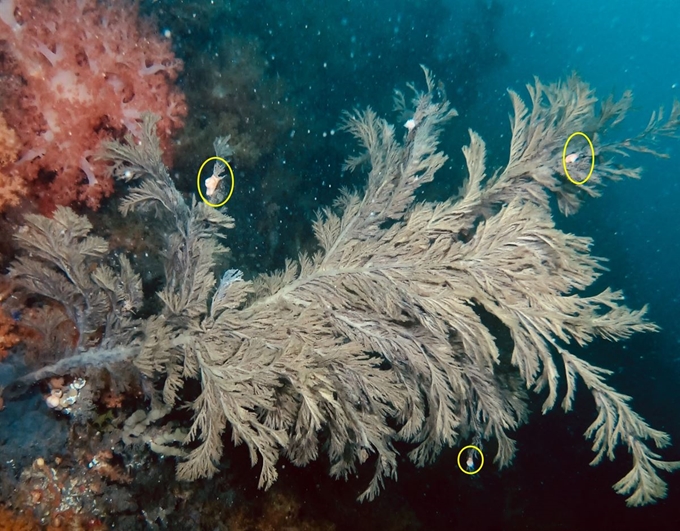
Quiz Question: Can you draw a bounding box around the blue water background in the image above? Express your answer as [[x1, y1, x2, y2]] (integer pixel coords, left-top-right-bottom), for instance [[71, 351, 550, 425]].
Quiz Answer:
[[475, 0, 680, 436], [454, 1, 680, 527]]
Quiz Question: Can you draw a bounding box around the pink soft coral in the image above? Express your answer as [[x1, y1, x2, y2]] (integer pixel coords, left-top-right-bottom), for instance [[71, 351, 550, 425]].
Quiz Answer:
[[0, 0, 187, 212], [0, 111, 24, 212]]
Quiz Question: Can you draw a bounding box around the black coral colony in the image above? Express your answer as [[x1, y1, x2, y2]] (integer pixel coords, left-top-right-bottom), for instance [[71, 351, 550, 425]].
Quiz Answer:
[[6, 68, 680, 506]]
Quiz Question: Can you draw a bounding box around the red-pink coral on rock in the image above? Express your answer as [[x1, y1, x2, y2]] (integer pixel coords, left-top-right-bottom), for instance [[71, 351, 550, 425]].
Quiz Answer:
[[0, 111, 23, 212], [0, 0, 187, 212]]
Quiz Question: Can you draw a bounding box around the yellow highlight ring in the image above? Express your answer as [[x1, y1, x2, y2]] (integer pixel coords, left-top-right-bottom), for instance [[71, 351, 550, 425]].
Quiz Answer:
[[562, 132, 595, 186], [197, 156, 235, 208], [457, 445, 484, 475]]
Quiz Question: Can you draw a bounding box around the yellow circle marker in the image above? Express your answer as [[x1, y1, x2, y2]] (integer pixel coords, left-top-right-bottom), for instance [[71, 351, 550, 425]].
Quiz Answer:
[[197, 156, 235, 208], [562, 131, 595, 185], [457, 445, 484, 475]]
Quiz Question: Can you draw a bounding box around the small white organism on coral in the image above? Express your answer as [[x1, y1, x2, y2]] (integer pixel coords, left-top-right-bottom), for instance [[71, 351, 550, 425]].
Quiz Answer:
[[465, 448, 477, 472], [404, 118, 416, 131], [466, 454, 475, 471], [205, 163, 226, 199], [565, 152, 580, 164]]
